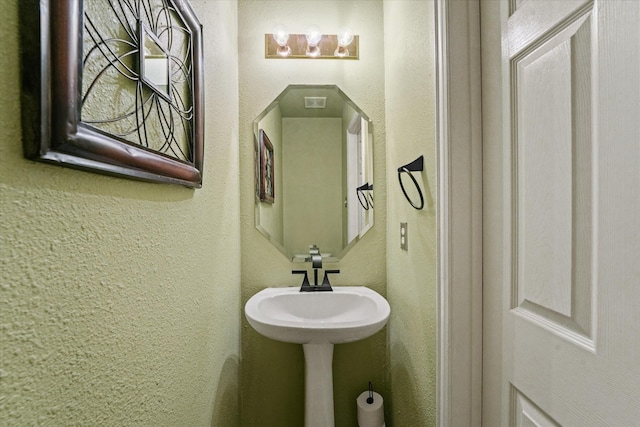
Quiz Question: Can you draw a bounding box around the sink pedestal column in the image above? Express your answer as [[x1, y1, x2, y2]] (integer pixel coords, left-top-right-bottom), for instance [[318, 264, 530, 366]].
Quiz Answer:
[[302, 343, 335, 427]]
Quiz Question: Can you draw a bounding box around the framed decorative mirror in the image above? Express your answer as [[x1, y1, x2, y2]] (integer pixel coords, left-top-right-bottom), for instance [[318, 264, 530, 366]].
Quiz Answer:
[[20, 0, 204, 188]]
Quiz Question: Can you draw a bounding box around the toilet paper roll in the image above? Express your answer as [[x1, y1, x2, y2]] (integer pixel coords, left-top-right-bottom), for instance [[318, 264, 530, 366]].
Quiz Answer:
[[357, 390, 385, 427]]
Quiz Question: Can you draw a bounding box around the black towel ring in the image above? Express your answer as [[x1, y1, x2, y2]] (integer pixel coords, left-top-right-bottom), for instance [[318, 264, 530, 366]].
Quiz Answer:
[[356, 183, 374, 210], [357, 189, 370, 210], [397, 155, 424, 210]]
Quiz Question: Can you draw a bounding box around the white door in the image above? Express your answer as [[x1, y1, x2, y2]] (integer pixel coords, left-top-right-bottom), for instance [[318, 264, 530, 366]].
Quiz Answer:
[[482, 0, 640, 425]]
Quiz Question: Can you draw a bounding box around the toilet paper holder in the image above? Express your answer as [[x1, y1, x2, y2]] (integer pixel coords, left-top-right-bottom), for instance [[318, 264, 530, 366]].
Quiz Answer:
[[357, 381, 385, 427], [367, 381, 375, 404]]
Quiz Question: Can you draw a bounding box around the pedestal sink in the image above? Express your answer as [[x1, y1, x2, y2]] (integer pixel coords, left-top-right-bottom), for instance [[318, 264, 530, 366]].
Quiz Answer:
[[244, 286, 390, 427]]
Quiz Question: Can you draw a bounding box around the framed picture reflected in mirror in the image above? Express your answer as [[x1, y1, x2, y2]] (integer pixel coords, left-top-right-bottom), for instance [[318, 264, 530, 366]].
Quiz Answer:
[[259, 129, 275, 203]]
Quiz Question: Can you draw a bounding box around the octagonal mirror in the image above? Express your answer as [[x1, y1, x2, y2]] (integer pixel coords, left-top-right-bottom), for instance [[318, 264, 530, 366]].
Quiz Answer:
[[254, 85, 374, 262]]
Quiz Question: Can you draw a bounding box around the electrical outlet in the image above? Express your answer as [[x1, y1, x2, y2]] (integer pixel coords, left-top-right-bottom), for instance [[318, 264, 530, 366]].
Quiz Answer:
[[400, 222, 408, 251]]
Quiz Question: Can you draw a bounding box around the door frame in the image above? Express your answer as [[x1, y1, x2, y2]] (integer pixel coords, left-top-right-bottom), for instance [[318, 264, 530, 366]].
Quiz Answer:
[[435, 0, 483, 426]]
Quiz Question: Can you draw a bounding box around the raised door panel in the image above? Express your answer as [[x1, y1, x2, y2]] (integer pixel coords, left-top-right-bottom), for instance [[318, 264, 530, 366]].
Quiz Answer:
[[511, 7, 594, 348], [512, 387, 561, 427]]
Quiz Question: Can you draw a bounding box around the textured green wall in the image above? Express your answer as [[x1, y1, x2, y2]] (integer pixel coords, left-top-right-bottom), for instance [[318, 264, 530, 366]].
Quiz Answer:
[[0, 1, 241, 425], [384, 1, 437, 426], [238, 1, 387, 426]]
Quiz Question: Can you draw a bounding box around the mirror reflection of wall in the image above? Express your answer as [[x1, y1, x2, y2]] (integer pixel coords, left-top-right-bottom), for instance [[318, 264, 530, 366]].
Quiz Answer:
[[254, 85, 374, 261]]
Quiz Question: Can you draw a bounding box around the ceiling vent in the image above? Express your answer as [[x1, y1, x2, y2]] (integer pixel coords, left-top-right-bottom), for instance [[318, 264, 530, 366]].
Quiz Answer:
[[304, 96, 327, 109]]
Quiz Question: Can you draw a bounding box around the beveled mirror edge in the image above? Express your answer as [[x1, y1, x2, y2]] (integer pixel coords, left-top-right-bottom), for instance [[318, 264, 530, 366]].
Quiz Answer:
[[255, 221, 288, 257]]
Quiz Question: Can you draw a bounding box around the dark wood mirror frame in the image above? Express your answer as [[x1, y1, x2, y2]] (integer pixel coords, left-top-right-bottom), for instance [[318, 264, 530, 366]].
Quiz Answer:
[[19, 0, 205, 188]]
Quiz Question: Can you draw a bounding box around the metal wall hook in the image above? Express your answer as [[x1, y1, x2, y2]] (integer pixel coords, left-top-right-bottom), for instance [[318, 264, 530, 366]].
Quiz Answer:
[[397, 155, 425, 210]]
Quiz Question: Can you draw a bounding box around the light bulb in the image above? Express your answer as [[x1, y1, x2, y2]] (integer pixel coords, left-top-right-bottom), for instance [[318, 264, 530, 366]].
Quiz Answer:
[[305, 26, 322, 57], [272, 25, 290, 57], [337, 28, 354, 47], [273, 25, 289, 46], [305, 26, 322, 46], [335, 27, 354, 57]]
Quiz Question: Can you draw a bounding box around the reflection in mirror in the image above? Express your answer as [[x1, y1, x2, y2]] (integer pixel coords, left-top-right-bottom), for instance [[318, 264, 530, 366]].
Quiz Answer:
[[139, 22, 171, 101], [254, 85, 374, 262]]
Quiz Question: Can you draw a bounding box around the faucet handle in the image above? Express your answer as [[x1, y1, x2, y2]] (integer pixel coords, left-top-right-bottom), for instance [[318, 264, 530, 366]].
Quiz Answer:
[[311, 254, 323, 269], [308, 245, 322, 269], [292, 270, 310, 288], [322, 270, 340, 287]]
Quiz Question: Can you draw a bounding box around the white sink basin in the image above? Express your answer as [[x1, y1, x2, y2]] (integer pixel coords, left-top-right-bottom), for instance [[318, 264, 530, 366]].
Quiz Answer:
[[245, 286, 390, 426], [244, 286, 390, 344]]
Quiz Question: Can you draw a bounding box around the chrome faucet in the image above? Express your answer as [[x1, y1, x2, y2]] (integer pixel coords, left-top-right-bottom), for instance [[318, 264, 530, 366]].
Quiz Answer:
[[292, 245, 339, 292]]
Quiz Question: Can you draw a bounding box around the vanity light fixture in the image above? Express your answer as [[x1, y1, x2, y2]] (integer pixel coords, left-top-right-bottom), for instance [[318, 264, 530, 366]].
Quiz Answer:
[[265, 27, 359, 59]]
